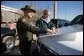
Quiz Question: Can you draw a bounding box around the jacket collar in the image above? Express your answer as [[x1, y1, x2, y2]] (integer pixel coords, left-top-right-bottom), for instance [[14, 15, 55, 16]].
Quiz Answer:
[[41, 17, 50, 23]]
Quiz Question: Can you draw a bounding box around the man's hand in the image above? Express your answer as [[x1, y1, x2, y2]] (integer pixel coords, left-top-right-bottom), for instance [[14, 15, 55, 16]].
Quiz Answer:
[[46, 29, 53, 35], [52, 27, 58, 34], [33, 34, 38, 41]]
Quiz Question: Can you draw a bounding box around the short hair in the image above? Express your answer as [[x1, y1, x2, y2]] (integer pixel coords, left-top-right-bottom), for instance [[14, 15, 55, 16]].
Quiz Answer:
[[43, 9, 50, 15]]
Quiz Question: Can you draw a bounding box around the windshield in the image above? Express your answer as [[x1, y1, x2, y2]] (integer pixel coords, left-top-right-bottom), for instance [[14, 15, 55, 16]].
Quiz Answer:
[[70, 15, 83, 25]]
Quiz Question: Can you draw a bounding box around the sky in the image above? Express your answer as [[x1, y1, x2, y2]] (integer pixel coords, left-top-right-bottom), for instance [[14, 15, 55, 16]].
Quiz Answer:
[[1, 1, 83, 21]]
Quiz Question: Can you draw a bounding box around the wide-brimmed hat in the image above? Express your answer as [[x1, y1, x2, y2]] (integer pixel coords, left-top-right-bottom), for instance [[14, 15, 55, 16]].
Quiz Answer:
[[21, 5, 36, 13]]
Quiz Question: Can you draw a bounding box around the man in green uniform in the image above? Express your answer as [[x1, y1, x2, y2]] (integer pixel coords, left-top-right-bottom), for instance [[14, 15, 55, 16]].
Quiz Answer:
[[16, 5, 53, 55]]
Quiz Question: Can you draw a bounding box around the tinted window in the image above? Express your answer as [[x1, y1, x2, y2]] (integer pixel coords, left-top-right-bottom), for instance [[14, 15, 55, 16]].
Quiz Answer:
[[1, 27, 11, 34], [70, 15, 83, 25]]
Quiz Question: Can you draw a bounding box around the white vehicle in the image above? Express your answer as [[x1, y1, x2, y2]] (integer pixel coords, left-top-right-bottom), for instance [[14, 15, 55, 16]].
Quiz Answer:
[[37, 15, 83, 55]]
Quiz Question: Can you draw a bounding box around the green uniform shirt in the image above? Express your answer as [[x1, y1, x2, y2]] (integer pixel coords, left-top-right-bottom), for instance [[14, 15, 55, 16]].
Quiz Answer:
[[17, 16, 47, 41]]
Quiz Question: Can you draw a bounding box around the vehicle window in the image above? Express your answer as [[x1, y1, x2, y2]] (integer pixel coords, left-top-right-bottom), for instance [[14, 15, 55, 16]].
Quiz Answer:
[[1, 27, 11, 34], [79, 16, 83, 24], [70, 15, 83, 25]]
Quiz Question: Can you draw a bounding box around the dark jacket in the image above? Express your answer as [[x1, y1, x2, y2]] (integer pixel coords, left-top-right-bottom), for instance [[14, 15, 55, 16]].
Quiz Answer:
[[36, 18, 55, 30]]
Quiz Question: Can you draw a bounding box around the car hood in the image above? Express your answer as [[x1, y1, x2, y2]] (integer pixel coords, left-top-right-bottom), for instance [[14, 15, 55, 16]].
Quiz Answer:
[[39, 24, 83, 38], [38, 24, 83, 55]]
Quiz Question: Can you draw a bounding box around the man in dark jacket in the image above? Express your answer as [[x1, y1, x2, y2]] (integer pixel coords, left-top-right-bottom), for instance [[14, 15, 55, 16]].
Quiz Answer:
[[16, 5, 53, 55], [36, 9, 57, 36]]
